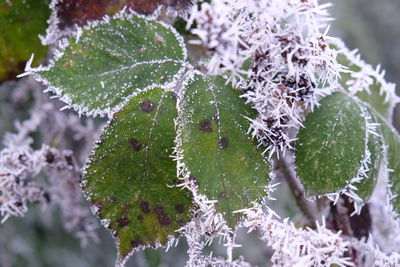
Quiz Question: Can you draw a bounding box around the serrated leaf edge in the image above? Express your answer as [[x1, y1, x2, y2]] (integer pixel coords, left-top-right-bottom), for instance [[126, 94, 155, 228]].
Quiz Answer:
[[300, 93, 382, 213], [21, 9, 188, 118], [173, 71, 271, 232], [80, 88, 187, 267]]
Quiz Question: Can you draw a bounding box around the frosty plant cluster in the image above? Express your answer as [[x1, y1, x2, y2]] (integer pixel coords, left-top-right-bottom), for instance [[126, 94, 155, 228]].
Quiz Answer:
[[2, 0, 400, 266]]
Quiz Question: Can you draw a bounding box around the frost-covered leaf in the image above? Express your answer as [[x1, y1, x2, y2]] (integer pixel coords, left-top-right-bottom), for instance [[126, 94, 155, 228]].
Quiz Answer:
[[337, 54, 392, 119], [82, 88, 192, 265], [32, 13, 187, 117], [0, 0, 50, 82], [354, 105, 382, 200], [178, 73, 270, 228], [296, 92, 379, 199], [373, 111, 400, 215]]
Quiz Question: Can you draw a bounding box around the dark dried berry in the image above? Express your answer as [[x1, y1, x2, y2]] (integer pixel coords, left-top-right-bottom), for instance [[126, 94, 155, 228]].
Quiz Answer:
[[45, 151, 55, 163]]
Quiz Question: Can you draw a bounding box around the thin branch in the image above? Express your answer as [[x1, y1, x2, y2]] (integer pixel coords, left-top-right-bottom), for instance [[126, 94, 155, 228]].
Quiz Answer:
[[275, 155, 318, 227]]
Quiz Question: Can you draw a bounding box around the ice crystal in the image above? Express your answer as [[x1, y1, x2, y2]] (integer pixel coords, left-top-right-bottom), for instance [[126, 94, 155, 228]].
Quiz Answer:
[[188, 0, 345, 157]]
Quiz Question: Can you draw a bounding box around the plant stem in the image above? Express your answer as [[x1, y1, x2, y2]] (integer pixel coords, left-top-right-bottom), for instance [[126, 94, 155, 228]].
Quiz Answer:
[[276, 155, 317, 227]]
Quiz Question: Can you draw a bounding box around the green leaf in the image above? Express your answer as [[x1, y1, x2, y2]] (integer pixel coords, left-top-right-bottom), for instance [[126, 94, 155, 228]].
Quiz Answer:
[[337, 54, 392, 119], [0, 0, 50, 82], [82, 88, 192, 265], [178, 73, 270, 228], [296, 92, 378, 199], [373, 110, 400, 215], [33, 13, 187, 117], [354, 105, 382, 200]]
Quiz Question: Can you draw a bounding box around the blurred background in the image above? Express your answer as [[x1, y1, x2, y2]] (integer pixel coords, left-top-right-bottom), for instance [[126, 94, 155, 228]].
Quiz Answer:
[[1, 0, 400, 266]]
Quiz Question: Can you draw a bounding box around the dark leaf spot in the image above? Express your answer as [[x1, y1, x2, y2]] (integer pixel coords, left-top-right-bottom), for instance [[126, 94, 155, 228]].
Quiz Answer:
[[199, 119, 213, 132], [140, 201, 150, 213], [130, 138, 142, 151], [137, 215, 144, 221], [131, 240, 142, 248], [154, 206, 171, 226], [175, 204, 184, 213], [219, 137, 229, 149], [141, 100, 154, 112], [116, 216, 130, 227], [220, 192, 228, 198]]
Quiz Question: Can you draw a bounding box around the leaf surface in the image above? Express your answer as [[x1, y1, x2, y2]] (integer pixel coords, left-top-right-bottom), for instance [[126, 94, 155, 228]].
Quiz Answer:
[[374, 111, 400, 214], [35, 14, 186, 117], [296, 92, 370, 196], [178, 74, 270, 228], [82, 88, 192, 265], [337, 54, 392, 119], [0, 0, 50, 81]]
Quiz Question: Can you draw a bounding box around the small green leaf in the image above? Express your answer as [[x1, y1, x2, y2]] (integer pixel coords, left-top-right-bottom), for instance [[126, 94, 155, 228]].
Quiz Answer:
[[33, 13, 187, 117], [296, 92, 369, 196], [178, 73, 270, 228], [373, 110, 400, 214], [82, 88, 192, 265], [337, 54, 392, 119], [0, 0, 50, 81], [354, 105, 382, 200]]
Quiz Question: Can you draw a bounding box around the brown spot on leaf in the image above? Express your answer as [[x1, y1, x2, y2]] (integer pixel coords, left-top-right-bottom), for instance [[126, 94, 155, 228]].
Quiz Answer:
[[141, 100, 154, 112], [130, 138, 142, 151], [140, 201, 150, 213], [137, 215, 144, 221], [219, 137, 229, 149], [131, 240, 142, 248], [200, 119, 213, 132], [220, 192, 228, 198], [154, 206, 171, 226], [116, 216, 130, 227], [175, 204, 184, 213]]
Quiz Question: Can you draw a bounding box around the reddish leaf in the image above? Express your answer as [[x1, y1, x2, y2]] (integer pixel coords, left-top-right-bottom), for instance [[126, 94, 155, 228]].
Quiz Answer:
[[55, 0, 194, 30]]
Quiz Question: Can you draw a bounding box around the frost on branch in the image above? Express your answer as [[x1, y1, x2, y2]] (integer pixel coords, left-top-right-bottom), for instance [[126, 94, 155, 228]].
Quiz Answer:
[[241, 205, 353, 267], [188, 0, 344, 157]]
